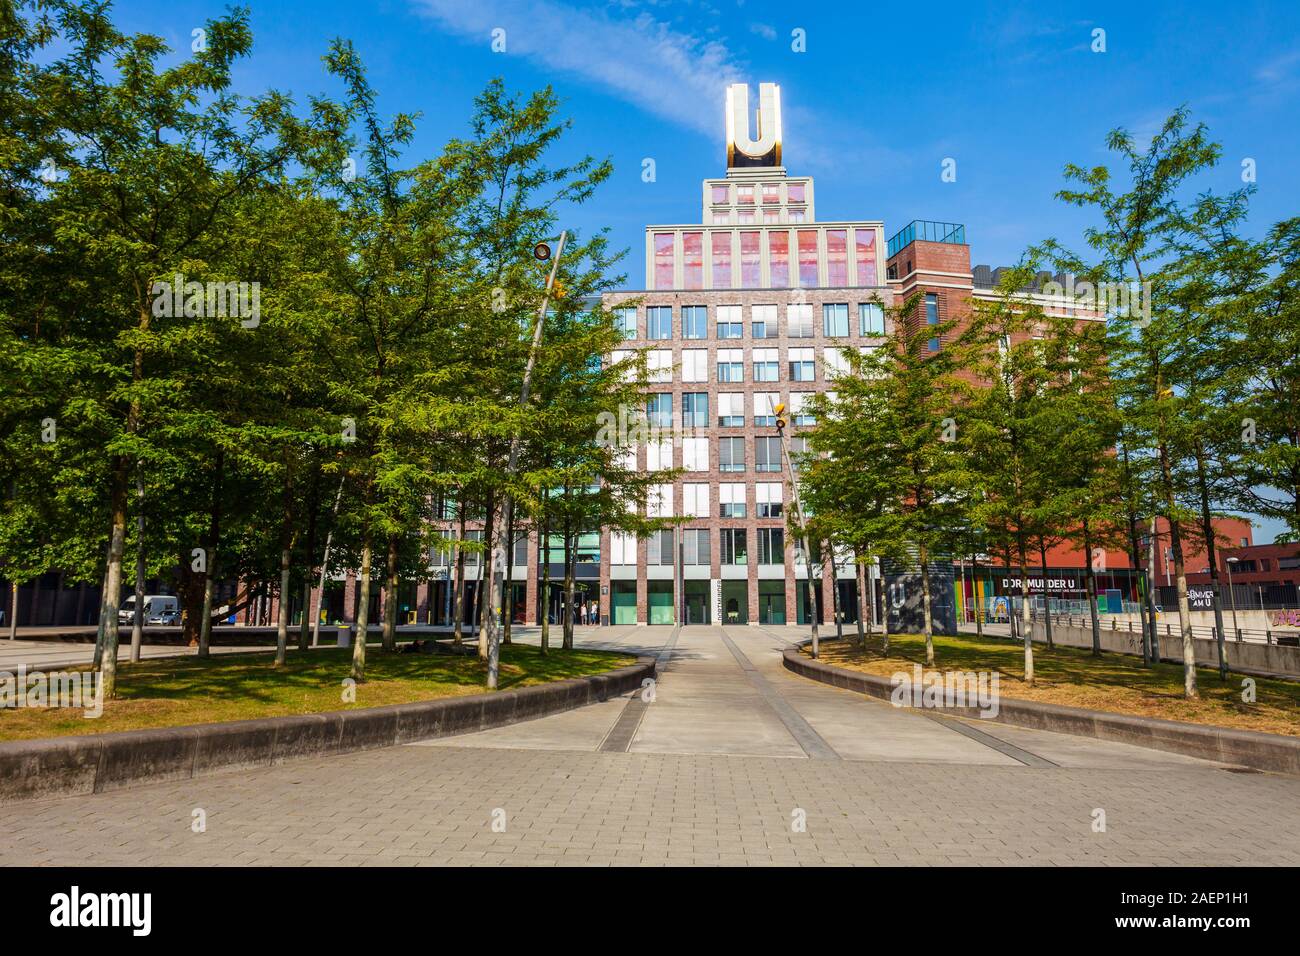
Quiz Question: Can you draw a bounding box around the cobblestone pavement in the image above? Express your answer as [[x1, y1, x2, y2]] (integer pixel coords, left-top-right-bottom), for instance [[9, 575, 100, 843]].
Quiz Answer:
[[3, 625, 1299, 866]]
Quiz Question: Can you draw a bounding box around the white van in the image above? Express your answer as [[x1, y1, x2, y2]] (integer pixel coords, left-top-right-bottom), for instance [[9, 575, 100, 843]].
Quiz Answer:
[[118, 595, 179, 626]]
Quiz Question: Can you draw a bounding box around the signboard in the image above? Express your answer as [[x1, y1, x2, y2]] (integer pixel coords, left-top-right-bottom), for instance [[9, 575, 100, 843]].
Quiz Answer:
[[710, 579, 722, 626], [1186, 587, 1216, 610], [1000, 576, 1078, 592]]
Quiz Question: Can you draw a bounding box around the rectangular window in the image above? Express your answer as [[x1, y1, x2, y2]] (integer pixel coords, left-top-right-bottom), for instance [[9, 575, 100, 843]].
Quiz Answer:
[[762, 183, 780, 204], [787, 303, 813, 337], [826, 229, 848, 287], [614, 306, 636, 340], [789, 208, 806, 223], [926, 293, 940, 325], [647, 393, 673, 428], [610, 532, 637, 565], [682, 232, 703, 289], [512, 532, 529, 566], [717, 392, 745, 427], [646, 529, 675, 566], [789, 347, 815, 381], [822, 303, 849, 337], [788, 391, 815, 426], [753, 391, 779, 427], [683, 529, 711, 566], [710, 232, 733, 289], [717, 348, 744, 382], [682, 392, 708, 428], [719, 436, 746, 473], [653, 232, 675, 289], [719, 482, 746, 518], [647, 305, 672, 340], [737, 184, 755, 204], [754, 436, 782, 473], [683, 483, 709, 518], [648, 483, 673, 518], [752, 303, 778, 339], [756, 482, 784, 518], [740, 232, 761, 288], [647, 349, 672, 383], [788, 182, 806, 203], [737, 210, 755, 224], [721, 528, 748, 565], [855, 228, 877, 285], [681, 348, 707, 382], [763, 208, 780, 223], [758, 527, 785, 565], [752, 347, 779, 382], [823, 347, 847, 379], [716, 304, 744, 339], [797, 229, 819, 287], [711, 183, 729, 204], [859, 302, 884, 336], [683, 305, 707, 339], [769, 231, 790, 288], [682, 436, 709, 472], [646, 438, 672, 471]]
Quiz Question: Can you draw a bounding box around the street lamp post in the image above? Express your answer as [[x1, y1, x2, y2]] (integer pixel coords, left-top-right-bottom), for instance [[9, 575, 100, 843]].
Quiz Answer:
[[1225, 557, 1241, 642], [772, 402, 819, 658]]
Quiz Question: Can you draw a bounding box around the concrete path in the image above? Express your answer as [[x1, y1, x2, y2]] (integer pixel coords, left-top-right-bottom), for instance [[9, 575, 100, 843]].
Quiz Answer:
[[3, 625, 1299, 866]]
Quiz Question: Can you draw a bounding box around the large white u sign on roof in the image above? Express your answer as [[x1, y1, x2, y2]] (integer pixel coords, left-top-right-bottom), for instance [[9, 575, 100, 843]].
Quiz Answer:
[[725, 82, 782, 168]]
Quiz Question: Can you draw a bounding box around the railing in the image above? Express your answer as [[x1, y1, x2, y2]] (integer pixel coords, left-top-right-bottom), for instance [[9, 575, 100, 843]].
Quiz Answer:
[[1030, 609, 1299, 647], [886, 220, 966, 258]]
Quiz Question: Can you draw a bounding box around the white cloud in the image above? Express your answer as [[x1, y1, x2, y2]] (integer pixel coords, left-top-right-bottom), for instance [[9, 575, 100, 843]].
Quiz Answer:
[[411, 0, 746, 136], [749, 22, 777, 41]]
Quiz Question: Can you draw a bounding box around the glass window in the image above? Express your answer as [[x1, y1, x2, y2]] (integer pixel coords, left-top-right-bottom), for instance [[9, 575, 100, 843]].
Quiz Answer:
[[717, 348, 744, 382], [753, 348, 779, 382], [682, 392, 708, 428], [789, 347, 815, 382], [683, 483, 709, 518], [647, 305, 672, 340], [823, 347, 848, 380], [823, 303, 849, 337], [653, 232, 675, 288], [826, 229, 848, 287], [721, 529, 748, 565], [787, 303, 813, 337], [719, 483, 746, 517], [758, 528, 785, 565], [716, 304, 744, 339], [752, 303, 778, 339], [683, 528, 711, 566], [647, 349, 672, 382], [710, 232, 733, 289], [681, 348, 707, 382], [610, 532, 637, 565], [926, 293, 940, 325], [737, 184, 755, 204], [683, 305, 707, 339], [648, 483, 673, 518], [762, 183, 780, 204], [859, 302, 884, 336], [711, 183, 729, 204], [753, 391, 779, 427], [682, 232, 703, 290], [929, 337, 941, 352], [614, 306, 636, 340], [646, 438, 672, 471], [763, 208, 780, 223], [769, 231, 790, 288], [714, 211, 730, 225], [755, 436, 782, 472], [683, 437, 709, 472], [740, 232, 761, 288], [788, 182, 806, 203], [646, 529, 675, 565], [797, 230, 819, 287], [717, 392, 745, 427], [789, 392, 815, 426], [647, 393, 673, 428], [737, 210, 755, 224], [789, 207, 806, 223], [719, 436, 746, 473], [855, 228, 877, 285], [756, 482, 784, 518]]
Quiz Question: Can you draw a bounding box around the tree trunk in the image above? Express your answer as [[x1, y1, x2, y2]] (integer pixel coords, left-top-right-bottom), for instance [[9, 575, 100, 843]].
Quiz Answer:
[[130, 471, 146, 662], [1017, 531, 1033, 684], [828, 543, 843, 641], [452, 506, 467, 644], [853, 547, 867, 647], [99, 457, 129, 698], [1083, 519, 1102, 656], [1038, 536, 1054, 649], [383, 533, 399, 653], [972, 552, 984, 641], [879, 568, 890, 658], [503, 512, 516, 645], [919, 543, 934, 666], [352, 530, 372, 682], [274, 469, 294, 666], [562, 525, 576, 651], [298, 461, 322, 653], [7, 580, 17, 640], [1158, 438, 1199, 699], [478, 491, 495, 659], [539, 510, 551, 656], [1194, 444, 1227, 679]]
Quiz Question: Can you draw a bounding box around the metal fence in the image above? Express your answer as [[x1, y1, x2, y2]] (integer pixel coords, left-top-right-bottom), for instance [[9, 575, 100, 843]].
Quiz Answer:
[[1031, 610, 1298, 648]]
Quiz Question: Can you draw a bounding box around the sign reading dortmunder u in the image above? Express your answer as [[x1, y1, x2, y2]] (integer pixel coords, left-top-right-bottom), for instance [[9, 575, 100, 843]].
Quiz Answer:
[[725, 82, 782, 168]]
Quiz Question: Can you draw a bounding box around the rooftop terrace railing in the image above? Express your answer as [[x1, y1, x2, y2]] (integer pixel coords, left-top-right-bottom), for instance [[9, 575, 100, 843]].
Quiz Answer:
[[886, 220, 966, 258]]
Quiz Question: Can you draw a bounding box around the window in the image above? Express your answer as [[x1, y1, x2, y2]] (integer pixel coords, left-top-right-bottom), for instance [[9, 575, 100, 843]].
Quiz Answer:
[[762, 183, 780, 204], [717, 392, 745, 427], [653, 233, 674, 288], [513, 532, 529, 566], [797, 229, 819, 287], [648, 483, 673, 518], [859, 302, 884, 336], [769, 231, 790, 288], [647, 349, 672, 382], [789, 208, 806, 223], [682, 483, 709, 518], [682, 529, 711, 566], [682, 232, 703, 289], [614, 307, 636, 340], [789, 392, 815, 426], [719, 437, 746, 473], [721, 528, 748, 565], [753, 347, 779, 382], [610, 532, 637, 565], [823, 347, 848, 380], [756, 482, 783, 518], [682, 436, 709, 472], [737, 210, 755, 224], [763, 208, 780, 223], [753, 391, 779, 427], [755, 436, 782, 472], [647, 529, 675, 566], [647, 305, 672, 340], [716, 304, 744, 339], [740, 232, 761, 288], [737, 184, 755, 204], [608, 349, 633, 382], [714, 211, 730, 225], [682, 392, 708, 428], [717, 348, 744, 382], [752, 304, 778, 339], [710, 232, 733, 289], [787, 303, 813, 337], [758, 527, 785, 565], [683, 305, 707, 340], [826, 230, 848, 286], [823, 303, 849, 337], [788, 182, 806, 203], [925, 293, 940, 325], [789, 347, 815, 381], [681, 348, 707, 382], [647, 393, 673, 428], [711, 183, 729, 204], [929, 337, 941, 352], [719, 483, 746, 517], [646, 438, 672, 471], [855, 228, 877, 285]]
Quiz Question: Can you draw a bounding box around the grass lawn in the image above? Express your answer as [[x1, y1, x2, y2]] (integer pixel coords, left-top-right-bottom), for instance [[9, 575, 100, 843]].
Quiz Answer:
[[0, 642, 632, 742], [811, 632, 1300, 737]]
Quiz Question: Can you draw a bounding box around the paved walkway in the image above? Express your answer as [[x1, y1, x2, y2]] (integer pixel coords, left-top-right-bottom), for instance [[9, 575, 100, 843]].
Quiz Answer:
[[3, 625, 1299, 866]]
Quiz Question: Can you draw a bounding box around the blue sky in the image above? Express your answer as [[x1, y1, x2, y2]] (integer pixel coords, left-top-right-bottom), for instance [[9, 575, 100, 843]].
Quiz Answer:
[[108, 0, 1300, 538]]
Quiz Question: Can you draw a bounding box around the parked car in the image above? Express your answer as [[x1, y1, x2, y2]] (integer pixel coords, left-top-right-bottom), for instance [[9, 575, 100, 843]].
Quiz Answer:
[[149, 608, 181, 626], [118, 594, 179, 626]]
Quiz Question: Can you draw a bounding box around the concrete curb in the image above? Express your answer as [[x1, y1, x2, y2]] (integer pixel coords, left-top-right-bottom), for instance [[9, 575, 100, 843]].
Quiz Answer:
[[0, 657, 655, 803], [782, 644, 1300, 776]]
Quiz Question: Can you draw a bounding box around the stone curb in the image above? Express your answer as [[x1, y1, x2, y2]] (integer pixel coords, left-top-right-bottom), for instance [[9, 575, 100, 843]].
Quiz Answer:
[[782, 643, 1300, 776], [0, 657, 655, 803]]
